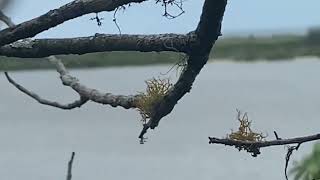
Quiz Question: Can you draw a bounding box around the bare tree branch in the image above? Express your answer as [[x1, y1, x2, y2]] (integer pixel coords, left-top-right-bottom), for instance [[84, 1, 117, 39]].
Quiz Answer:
[[2, 13, 90, 110], [209, 133, 319, 179], [0, 33, 190, 58], [139, 0, 227, 140], [208, 134, 320, 148], [0, 0, 148, 46], [5, 72, 89, 110], [5, 55, 139, 110], [49, 56, 139, 109], [285, 143, 301, 180], [66, 152, 75, 180]]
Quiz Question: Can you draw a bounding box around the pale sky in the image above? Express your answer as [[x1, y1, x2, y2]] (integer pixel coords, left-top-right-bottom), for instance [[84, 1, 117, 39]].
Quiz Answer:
[[3, 0, 320, 38]]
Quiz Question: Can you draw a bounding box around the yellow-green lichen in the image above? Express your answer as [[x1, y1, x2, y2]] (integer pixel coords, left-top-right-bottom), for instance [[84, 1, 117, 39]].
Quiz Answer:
[[227, 109, 266, 142], [136, 78, 172, 124]]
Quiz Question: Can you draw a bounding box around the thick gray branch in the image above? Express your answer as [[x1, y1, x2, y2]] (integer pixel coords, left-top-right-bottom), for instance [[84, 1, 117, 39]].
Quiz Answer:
[[0, 0, 147, 46], [49, 56, 139, 109], [0, 33, 190, 58]]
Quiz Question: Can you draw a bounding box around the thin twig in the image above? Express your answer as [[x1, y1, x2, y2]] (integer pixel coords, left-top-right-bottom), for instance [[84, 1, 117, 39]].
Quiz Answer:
[[285, 143, 301, 180], [4, 72, 89, 110], [113, 7, 122, 35]]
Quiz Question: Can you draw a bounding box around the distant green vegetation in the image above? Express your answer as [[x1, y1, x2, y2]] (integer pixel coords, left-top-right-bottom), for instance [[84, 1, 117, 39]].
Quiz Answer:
[[0, 51, 183, 71], [213, 28, 320, 61], [1, 27, 320, 71]]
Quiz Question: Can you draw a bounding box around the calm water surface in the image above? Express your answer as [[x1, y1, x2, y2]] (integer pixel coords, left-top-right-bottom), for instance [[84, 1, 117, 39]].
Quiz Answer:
[[1, 58, 320, 180]]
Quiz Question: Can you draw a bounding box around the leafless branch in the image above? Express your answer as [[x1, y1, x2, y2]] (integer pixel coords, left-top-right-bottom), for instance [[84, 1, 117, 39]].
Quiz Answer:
[[285, 143, 301, 180], [5, 72, 89, 110], [66, 152, 75, 180], [2, 11, 90, 110], [209, 134, 319, 179], [0, 0, 148, 46], [49, 56, 139, 109], [5, 56, 139, 110], [0, 34, 190, 58], [208, 134, 320, 149]]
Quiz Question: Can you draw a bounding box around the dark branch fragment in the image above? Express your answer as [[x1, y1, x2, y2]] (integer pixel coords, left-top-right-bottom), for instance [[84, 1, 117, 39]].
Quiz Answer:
[[66, 152, 75, 180], [285, 143, 301, 180]]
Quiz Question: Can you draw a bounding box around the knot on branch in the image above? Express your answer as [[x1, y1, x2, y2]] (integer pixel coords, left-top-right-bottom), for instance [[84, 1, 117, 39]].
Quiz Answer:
[[136, 78, 172, 125], [60, 74, 79, 86]]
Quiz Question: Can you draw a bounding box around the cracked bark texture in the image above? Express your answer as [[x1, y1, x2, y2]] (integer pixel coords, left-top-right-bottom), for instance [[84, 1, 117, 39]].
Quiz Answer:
[[0, 33, 190, 58]]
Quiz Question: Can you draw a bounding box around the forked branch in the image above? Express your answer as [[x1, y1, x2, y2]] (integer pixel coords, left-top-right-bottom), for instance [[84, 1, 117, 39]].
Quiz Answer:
[[138, 0, 227, 140], [5, 56, 140, 110], [5, 72, 89, 110]]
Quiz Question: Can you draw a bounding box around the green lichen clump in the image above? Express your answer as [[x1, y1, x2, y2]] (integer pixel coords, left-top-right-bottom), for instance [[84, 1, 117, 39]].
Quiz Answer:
[[227, 110, 267, 157], [136, 78, 172, 124], [228, 110, 266, 142]]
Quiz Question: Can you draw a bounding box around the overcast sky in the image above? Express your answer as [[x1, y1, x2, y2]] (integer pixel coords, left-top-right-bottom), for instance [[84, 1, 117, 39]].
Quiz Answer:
[[3, 0, 320, 38]]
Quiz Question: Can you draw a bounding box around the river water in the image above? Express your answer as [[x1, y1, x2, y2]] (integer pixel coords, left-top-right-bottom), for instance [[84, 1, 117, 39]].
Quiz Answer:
[[1, 58, 320, 180]]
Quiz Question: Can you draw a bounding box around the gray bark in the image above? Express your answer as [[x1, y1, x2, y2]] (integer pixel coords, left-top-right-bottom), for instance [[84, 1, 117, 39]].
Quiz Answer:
[[0, 0, 147, 46], [0, 33, 190, 58]]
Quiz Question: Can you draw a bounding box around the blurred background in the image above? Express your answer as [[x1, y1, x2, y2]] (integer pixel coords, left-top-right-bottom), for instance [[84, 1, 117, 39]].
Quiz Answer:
[[0, 1, 320, 180]]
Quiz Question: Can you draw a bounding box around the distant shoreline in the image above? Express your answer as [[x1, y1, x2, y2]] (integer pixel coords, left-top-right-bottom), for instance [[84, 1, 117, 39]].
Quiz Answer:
[[1, 29, 319, 71]]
